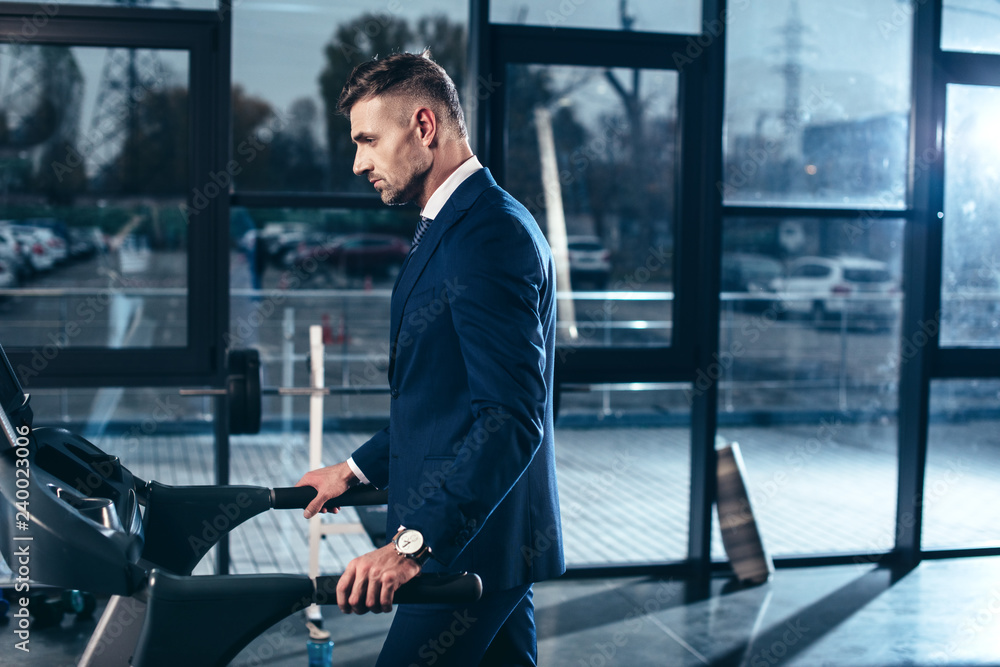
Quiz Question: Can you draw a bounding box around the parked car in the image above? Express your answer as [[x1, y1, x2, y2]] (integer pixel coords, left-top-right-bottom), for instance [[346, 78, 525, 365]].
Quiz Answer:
[[259, 222, 310, 268], [770, 255, 901, 326], [566, 235, 611, 289], [721, 252, 783, 311], [24, 218, 71, 263], [292, 233, 410, 279], [8, 224, 58, 274], [0, 224, 27, 283]]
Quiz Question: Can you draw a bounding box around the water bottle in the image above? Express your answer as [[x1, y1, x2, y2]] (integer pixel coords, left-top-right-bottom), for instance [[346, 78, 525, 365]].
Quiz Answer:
[[306, 622, 334, 667]]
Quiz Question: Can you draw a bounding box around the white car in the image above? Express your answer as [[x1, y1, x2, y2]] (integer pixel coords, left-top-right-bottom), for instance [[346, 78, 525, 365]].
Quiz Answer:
[[566, 235, 611, 289], [9, 225, 57, 273], [771, 255, 901, 326]]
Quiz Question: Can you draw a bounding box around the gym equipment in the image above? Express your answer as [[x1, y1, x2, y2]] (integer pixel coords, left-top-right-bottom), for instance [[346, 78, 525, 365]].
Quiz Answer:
[[0, 340, 482, 666], [179, 347, 390, 434], [716, 441, 773, 585], [27, 589, 97, 629]]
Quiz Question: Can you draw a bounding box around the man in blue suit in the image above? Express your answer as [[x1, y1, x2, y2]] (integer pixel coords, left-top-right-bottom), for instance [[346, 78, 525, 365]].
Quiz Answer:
[[295, 51, 564, 666]]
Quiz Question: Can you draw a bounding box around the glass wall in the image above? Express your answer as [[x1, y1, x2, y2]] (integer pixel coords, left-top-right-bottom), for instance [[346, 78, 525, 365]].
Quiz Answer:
[[941, 84, 1000, 347], [231, 0, 468, 193], [942, 0, 1000, 54], [0, 45, 190, 348], [713, 217, 902, 557], [923, 380, 1000, 550], [723, 0, 912, 208], [0, 0, 215, 8], [228, 205, 419, 426], [490, 0, 701, 34], [505, 65, 677, 347], [556, 388, 690, 565], [716, 0, 913, 559]]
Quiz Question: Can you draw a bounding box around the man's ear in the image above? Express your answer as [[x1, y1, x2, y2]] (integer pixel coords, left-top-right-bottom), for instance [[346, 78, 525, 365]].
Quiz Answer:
[[414, 107, 437, 147]]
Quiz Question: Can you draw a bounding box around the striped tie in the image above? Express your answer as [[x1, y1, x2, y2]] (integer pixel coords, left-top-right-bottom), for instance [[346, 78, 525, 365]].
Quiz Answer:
[[412, 215, 432, 250]]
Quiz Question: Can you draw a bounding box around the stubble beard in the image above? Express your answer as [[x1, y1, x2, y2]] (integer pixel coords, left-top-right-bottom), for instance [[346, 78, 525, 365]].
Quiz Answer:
[[379, 156, 431, 206]]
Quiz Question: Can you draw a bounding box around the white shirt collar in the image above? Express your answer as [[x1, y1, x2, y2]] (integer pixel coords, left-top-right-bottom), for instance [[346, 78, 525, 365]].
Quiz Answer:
[[419, 155, 483, 220]]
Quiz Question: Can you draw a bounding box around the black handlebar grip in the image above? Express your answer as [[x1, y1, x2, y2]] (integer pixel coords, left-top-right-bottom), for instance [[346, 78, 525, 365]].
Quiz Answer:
[[271, 485, 388, 510], [312, 573, 483, 606], [393, 573, 484, 605]]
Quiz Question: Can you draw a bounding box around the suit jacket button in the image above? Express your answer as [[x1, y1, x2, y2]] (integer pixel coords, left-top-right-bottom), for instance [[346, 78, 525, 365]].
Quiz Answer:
[[391, 388, 399, 399]]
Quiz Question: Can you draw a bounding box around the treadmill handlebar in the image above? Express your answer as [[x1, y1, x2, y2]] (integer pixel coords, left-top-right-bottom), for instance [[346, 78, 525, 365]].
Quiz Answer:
[[271, 484, 388, 510], [314, 571, 483, 605]]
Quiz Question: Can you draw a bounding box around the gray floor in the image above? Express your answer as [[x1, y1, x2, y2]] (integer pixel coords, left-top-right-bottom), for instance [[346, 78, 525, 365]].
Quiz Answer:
[[4, 557, 1000, 666]]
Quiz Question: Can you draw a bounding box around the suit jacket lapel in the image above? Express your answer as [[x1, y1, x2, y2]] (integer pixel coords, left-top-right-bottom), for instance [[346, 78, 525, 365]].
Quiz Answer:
[[387, 168, 496, 382]]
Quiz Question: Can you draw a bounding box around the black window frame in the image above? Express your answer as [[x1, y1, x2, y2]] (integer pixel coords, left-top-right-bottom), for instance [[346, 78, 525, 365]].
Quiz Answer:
[[0, 2, 232, 389]]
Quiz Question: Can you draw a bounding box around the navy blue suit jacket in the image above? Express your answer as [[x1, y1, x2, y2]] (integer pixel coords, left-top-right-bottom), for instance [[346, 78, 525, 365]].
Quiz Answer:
[[351, 168, 565, 593]]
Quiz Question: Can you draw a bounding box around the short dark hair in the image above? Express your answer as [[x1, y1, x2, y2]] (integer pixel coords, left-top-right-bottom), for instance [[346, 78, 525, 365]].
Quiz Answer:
[[337, 50, 467, 139]]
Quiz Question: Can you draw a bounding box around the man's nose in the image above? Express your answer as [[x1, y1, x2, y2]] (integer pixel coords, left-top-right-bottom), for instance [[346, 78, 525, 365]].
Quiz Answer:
[[353, 149, 371, 176]]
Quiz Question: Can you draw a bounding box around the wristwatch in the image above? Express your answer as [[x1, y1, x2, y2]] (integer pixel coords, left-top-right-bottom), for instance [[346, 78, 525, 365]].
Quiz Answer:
[[393, 528, 432, 566]]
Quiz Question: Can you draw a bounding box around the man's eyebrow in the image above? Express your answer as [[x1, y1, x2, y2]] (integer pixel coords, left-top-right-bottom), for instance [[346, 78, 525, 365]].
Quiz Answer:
[[351, 130, 372, 144]]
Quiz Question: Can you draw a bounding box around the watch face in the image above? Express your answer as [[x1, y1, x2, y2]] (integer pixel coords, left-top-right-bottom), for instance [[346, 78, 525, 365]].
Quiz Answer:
[[397, 530, 424, 555]]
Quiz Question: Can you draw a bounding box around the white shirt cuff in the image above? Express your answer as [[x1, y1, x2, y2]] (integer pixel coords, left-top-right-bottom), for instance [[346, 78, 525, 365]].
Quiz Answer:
[[346, 456, 371, 486]]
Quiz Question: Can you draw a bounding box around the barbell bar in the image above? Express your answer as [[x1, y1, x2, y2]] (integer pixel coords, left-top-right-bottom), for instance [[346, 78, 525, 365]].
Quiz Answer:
[[178, 348, 389, 435]]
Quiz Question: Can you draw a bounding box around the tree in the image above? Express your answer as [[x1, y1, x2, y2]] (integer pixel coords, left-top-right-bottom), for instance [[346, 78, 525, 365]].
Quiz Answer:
[[318, 13, 466, 192], [264, 97, 325, 191]]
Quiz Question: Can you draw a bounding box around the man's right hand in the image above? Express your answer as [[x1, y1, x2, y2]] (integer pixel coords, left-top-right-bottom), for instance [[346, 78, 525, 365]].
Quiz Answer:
[[295, 461, 360, 519]]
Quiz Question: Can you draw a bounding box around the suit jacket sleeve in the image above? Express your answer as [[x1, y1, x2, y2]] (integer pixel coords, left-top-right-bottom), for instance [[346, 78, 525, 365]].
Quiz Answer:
[[407, 207, 550, 566], [351, 425, 390, 489]]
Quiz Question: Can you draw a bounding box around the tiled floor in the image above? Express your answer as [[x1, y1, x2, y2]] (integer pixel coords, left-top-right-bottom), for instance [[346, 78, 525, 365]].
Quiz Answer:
[[4, 419, 998, 580], [42, 420, 1000, 574]]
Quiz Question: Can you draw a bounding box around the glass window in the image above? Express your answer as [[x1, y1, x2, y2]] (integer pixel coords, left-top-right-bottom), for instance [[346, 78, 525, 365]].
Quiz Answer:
[[941, 84, 1000, 348], [231, 0, 468, 193], [713, 216, 903, 557], [557, 387, 690, 565], [942, 0, 1000, 54], [489, 0, 701, 34], [0, 0, 215, 7], [923, 380, 1000, 550], [228, 206, 413, 426], [724, 0, 912, 207], [505, 64, 677, 346], [0, 45, 190, 349]]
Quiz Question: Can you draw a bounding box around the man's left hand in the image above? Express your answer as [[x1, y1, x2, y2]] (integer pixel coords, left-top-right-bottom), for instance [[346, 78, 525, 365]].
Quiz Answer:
[[337, 543, 421, 614]]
